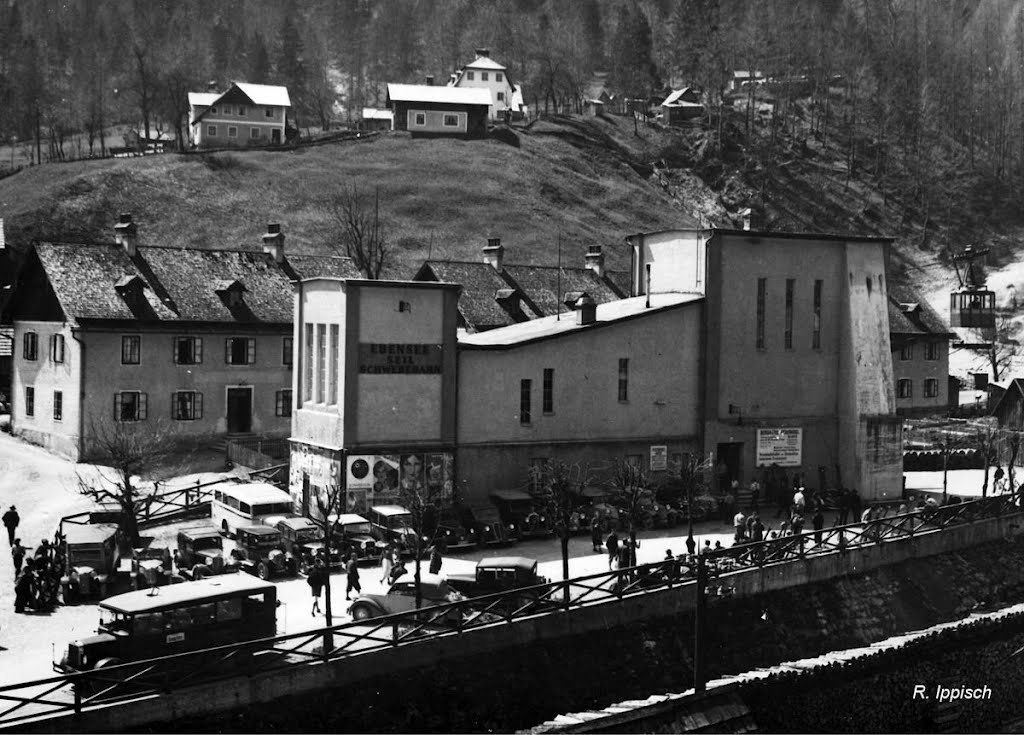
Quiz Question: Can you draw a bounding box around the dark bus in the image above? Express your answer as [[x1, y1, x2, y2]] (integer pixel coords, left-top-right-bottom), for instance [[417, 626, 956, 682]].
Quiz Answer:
[[56, 574, 277, 677]]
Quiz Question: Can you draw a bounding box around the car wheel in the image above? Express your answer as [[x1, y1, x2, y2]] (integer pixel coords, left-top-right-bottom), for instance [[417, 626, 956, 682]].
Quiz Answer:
[[257, 562, 271, 581], [351, 603, 374, 621]]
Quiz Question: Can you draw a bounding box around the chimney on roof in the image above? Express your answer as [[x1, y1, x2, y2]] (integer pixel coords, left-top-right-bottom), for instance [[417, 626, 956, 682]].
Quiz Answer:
[[450, 73, 458, 84], [584, 245, 605, 278], [740, 207, 753, 231], [425, 75, 435, 86], [262, 223, 285, 263], [576, 294, 597, 326], [483, 238, 504, 271], [114, 213, 138, 257], [475, 48, 490, 58]]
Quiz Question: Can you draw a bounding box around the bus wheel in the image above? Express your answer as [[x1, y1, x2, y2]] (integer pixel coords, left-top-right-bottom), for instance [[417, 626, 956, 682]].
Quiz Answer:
[[257, 562, 271, 581], [351, 604, 373, 621]]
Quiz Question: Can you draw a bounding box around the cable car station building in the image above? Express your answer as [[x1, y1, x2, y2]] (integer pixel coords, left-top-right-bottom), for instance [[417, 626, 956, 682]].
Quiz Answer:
[[288, 228, 904, 512]]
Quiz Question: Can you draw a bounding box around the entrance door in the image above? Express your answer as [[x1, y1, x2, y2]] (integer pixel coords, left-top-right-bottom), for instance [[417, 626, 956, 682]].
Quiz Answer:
[[226, 388, 252, 433], [271, 128, 281, 144], [716, 442, 744, 492]]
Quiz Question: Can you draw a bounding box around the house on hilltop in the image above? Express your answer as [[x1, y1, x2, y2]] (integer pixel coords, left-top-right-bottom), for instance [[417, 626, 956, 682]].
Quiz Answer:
[[5, 216, 358, 459], [887, 280, 955, 416], [413, 238, 627, 333], [386, 82, 491, 139], [447, 48, 526, 121], [661, 87, 703, 124], [189, 82, 291, 148]]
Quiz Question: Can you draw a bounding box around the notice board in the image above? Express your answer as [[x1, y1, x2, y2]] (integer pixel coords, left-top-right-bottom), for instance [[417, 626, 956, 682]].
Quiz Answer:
[[756, 428, 802, 467]]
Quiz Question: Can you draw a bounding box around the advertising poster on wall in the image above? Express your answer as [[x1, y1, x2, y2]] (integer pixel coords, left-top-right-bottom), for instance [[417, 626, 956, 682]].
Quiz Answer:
[[650, 445, 668, 471], [756, 428, 803, 467], [371, 455, 400, 504], [347, 452, 455, 511]]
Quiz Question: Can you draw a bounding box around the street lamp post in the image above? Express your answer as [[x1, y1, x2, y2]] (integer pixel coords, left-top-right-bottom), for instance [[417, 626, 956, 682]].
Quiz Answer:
[[694, 552, 708, 692], [685, 482, 696, 557]]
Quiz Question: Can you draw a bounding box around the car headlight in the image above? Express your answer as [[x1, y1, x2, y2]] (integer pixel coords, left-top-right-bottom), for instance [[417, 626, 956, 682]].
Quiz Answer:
[[510, 523, 516, 529], [485, 525, 491, 532], [540, 516, 546, 522]]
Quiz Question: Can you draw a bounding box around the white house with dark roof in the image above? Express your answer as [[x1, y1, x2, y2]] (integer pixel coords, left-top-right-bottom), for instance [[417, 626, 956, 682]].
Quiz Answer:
[[386, 83, 491, 138], [6, 216, 358, 459], [188, 82, 291, 148], [447, 48, 526, 120]]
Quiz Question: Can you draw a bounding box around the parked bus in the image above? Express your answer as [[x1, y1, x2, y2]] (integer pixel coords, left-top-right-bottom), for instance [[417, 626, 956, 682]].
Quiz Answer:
[[210, 482, 294, 537], [55, 575, 277, 679]]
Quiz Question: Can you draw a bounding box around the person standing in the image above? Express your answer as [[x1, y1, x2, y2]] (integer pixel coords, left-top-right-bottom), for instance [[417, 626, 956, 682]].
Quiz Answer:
[[733, 509, 747, 543], [379, 544, 393, 584], [307, 558, 326, 616], [3, 506, 19, 546], [429, 546, 443, 574], [14, 559, 33, 613], [11, 539, 26, 575], [751, 514, 765, 543], [345, 553, 361, 601], [605, 530, 620, 570], [590, 518, 603, 553], [812, 506, 825, 547]]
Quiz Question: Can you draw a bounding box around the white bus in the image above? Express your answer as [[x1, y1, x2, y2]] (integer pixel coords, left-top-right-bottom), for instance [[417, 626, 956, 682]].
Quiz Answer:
[[211, 482, 295, 537]]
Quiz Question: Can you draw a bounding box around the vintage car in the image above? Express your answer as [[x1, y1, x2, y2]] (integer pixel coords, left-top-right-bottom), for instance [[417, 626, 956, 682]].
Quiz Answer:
[[275, 516, 341, 573], [347, 573, 465, 626], [367, 505, 421, 554], [462, 504, 513, 547], [446, 556, 550, 599], [230, 526, 296, 580], [327, 513, 384, 562], [489, 490, 554, 540], [175, 525, 231, 578], [430, 506, 475, 552], [59, 523, 118, 601]]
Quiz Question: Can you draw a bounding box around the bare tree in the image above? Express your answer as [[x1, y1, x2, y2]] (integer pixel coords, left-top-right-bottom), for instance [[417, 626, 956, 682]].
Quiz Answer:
[[605, 459, 648, 565], [989, 314, 1021, 382], [324, 185, 390, 279], [76, 417, 181, 547], [973, 424, 999, 497], [307, 482, 345, 654], [397, 474, 432, 609], [530, 459, 589, 605]]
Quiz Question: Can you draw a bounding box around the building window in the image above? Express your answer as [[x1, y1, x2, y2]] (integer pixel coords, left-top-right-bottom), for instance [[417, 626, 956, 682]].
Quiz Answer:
[[497, 92, 505, 102], [900, 344, 913, 361], [784, 278, 795, 349], [813, 279, 822, 350], [925, 342, 941, 360], [496, 72, 503, 82], [265, 108, 274, 118], [303, 323, 314, 402], [250, 128, 260, 139], [207, 125, 217, 137], [924, 378, 939, 398], [542, 368, 554, 414], [897, 379, 912, 399], [276, 389, 293, 417], [466, 71, 475, 80], [225, 337, 255, 365], [481, 72, 489, 81], [114, 391, 147, 422], [316, 324, 327, 403], [756, 278, 766, 349], [227, 126, 238, 138], [328, 325, 339, 405], [222, 106, 231, 116], [53, 390, 62, 421], [51, 334, 65, 363], [24, 387, 34, 417], [237, 106, 247, 116], [174, 336, 203, 365], [121, 335, 140, 365], [210, 106, 217, 114], [618, 358, 629, 402], [520, 379, 532, 424], [443, 114, 459, 127], [283, 336, 293, 366], [172, 391, 203, 420], [23, 332, 38, 361], [414, 112, 426, 126]]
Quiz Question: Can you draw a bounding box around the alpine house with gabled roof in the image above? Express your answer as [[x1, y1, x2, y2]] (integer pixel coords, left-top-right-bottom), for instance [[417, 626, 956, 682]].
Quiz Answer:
[[189, 82, 291, 148]]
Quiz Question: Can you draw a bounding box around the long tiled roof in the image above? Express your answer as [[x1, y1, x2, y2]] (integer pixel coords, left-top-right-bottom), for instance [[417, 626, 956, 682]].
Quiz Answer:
[[501, 264, 623, 317], [887, 280, 954, 337], [418, 261, 540, 329], [32, 243, 355, 326]]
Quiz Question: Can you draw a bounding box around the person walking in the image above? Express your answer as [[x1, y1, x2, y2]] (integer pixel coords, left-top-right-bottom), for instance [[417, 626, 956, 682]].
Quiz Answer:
[[605, 530, 620, 570], [307, 558, 326, 615], [345, 553, 361, 601], [750, 514, 765, 543], [379, 544, 393, 584], [733, 509, 747, 543], [3, 506, 19, 546], [11, 539, 26, 575], [590, 518, 603, 553], [812, 506, 825, 547], [429, 545, 443, 575]]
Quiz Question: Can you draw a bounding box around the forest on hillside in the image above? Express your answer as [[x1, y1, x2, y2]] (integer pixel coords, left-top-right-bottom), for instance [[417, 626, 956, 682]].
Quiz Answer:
[[1, 0, 1024, 262]]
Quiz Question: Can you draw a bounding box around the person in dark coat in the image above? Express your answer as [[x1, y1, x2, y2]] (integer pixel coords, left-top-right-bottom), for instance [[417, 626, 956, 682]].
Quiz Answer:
[[11, 539, 26, 575], [308, 559, 326, 615], [605, 531, 620, 570], [428, 546, 443, 575], [812, 506, 825, 546], [590, 518, 603, 553], [344, 553, 361, 601], [3, 506, 19, 546], [14, 559, 33, 613]]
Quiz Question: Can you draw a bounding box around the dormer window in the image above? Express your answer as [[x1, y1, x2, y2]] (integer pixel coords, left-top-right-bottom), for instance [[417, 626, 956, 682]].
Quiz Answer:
[[114, 275, 147, 310], [214, 279, 247, 308]]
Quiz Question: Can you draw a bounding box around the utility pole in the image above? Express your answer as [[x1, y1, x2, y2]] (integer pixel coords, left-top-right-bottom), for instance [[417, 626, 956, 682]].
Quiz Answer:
[[694, 552, 708, 692]]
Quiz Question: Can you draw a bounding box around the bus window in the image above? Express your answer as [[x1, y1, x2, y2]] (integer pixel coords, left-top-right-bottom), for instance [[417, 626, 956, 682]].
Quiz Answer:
[[192, 602, 216, 626], [217, 598, 243, 622], [239, 501, 251, 514], [228, 497, 240, 511], [242, 592, 268, 618], [214, 490, 223, 504], [168, 607, 192, 631], [133, 611, 166, 636]]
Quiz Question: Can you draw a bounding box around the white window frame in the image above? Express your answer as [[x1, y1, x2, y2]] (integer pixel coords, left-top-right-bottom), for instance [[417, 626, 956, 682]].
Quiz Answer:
[[250, 127, 260, 139], [443, 114, 459, 127], [413, 112, 426, 126], [115, 391, 147, 422], [207, 125, 217, 137], [172, 390, 203, 421], [227, 126, 238, 138], [121, 335, 141, 365]]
